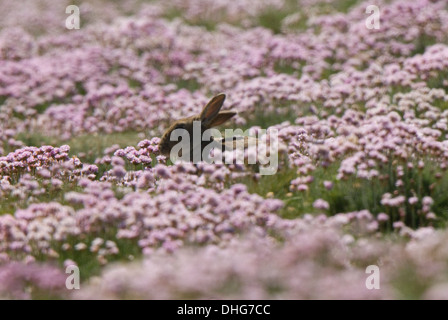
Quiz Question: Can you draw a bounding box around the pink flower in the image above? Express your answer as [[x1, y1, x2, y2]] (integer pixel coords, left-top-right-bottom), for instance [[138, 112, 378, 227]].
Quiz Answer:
[[111, 166, 126, 179], [323, 181, 333, 190], [422, 196, 434, 206], [408, 197, 418, 205], [313, 199, 329, 210]]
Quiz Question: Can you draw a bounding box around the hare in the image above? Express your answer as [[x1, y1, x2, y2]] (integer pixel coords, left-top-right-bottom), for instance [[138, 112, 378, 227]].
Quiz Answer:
[[159, 94, 283, 175], [159, 94, 239, 161], [159, 93, 263, 162]]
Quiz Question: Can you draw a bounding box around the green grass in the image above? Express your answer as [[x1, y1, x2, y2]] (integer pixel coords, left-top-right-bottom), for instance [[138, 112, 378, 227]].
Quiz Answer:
[[237, 109, 299, 131], [237, 161, 341, 219], [257, 8, 299, 34], [391, 264, 431, 299], [15, 132, 56, 148], [303, 0, 360, 17], [257, 0, 308, 34], [0, 95, 7, 107], [389, 85, 414, 98], [128, 78, 142, 89], [321, 159, 448, 229], [234, 154, 448, 229], [321, 57, 339, 80], [426, 70, 448, 90], [273, 61, 301, 75], [174, 78, 201, 92], [229, 99, 317, 132], [330, 0, 360, 13], [67, 132, 142, 163], [162, 7, 217, 31], [75, 81, 87, 95], [162, 7, 183, 21], [162, 0, 308, 34], [257, 10, 286, 34], [35, 101, 57, 114], [411, 34, 437, 56]]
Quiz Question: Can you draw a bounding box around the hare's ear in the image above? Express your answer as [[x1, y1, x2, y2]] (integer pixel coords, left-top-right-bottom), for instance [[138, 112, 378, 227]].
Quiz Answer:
[[200, 94, 226, 126], [208, 111, 237, 127]]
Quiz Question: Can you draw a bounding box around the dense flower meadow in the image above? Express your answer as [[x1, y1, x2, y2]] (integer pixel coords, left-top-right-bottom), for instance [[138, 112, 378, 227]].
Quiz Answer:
[[1, 0, 448, 299]]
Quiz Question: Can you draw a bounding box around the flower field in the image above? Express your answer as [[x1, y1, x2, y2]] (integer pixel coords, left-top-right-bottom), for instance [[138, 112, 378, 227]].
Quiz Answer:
[[1, 0, 448, 299]]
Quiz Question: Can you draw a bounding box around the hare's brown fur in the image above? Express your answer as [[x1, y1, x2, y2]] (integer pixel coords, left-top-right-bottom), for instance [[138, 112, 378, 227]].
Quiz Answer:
[[159, 94, 237, 159]]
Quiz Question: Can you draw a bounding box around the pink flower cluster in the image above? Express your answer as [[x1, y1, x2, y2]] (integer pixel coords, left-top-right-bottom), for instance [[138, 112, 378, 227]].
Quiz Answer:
[[0, 169, 283, 263], [0, 261, 66, 299], [73, 219, 448, 300], [74, 227, 388, 299]]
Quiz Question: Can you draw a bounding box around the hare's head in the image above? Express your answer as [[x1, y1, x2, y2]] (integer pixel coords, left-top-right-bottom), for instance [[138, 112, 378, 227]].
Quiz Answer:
[[159, 93, 236, 159]]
